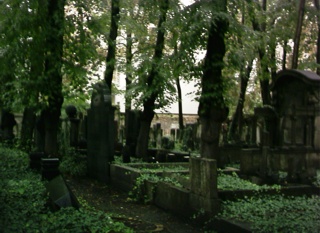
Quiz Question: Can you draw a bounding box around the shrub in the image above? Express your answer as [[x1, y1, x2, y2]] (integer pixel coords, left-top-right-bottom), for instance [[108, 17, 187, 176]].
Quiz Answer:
[[0, 145, 133, 233], [59, 148, 87, 177]]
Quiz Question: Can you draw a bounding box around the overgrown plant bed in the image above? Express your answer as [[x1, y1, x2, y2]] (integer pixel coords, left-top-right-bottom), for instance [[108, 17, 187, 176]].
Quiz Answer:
[[111, 161, 320, 232], [0, 145, 133, 233], [110, 162, 189, 191], [213, 194, 320, 233], [217, 171, 320, 200], [111, 162, 319, 201]]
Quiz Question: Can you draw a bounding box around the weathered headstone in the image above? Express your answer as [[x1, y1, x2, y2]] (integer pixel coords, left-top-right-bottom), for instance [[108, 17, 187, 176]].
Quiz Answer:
[[124, 110, 141, 161], [241, 70, 320, 181], [65, 105, 80, 147], [45, 175, 80, 210], [271, 70, 320, 149], [87, 82, 115, 183], [0, 110, 17, 143], [189, 157, 219, 213], [41, 158, 60, 181]]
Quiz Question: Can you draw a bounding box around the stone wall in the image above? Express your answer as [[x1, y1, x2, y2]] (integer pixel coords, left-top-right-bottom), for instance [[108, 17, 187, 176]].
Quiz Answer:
[[151, 113, 198, 136]]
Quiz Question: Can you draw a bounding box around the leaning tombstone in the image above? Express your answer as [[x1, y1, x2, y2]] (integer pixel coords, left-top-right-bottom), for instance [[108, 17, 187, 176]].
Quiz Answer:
[[46, 175, 80, 210], [87, 82, 115, 183]]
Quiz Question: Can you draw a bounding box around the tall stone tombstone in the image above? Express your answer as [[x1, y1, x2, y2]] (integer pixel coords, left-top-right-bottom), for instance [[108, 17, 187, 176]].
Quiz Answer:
[[123, 110, 140, 160], [65, 105, 80, 148], [271, 70, 320, 149], [0, 109, 17, 143], [87, 82, 115, 183]]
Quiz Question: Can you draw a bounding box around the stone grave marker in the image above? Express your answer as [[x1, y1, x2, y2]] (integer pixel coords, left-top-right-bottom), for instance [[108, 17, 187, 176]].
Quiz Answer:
[[87, 82, 115, 183]]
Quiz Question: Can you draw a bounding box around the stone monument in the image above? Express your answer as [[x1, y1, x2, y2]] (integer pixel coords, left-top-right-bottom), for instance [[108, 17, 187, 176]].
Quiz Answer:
[[87, 82, 115, 183]]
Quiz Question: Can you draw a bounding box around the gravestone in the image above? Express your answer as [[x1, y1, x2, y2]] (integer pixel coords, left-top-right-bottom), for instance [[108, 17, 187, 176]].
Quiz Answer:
[[0, 110, 17, 143], [65, 105, 80, 147], [123, 110, 141, 161], [87, 82, 115, 183], [241, 70, 320, 181], [271, 69, 320, 149], [190, 157, 219, 213], [46, 175, 80, 210]]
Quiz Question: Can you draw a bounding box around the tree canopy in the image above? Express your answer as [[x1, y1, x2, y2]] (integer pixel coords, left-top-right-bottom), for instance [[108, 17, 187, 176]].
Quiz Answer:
[[0, 0, 318, 153]]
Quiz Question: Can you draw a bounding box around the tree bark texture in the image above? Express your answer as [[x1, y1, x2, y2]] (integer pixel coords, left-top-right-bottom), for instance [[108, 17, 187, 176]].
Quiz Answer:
[[20, 107, 36, 152], [282, 40, 288, 70], [136, 0, 169, 160], [104, 0, 120, 90], [292, 0, 306, 69], [229, 60, 253, 142], [198, 12, 229, 160], [314, 0, 320, 75], [43, 0, 65, 156], [176, 76, 184, 132], [251, 0, 271, 105], [125, 32, 133, 146]]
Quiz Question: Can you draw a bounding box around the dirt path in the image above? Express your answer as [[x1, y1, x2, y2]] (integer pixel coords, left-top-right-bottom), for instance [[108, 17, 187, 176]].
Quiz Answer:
[[67, 176, 204, 233]]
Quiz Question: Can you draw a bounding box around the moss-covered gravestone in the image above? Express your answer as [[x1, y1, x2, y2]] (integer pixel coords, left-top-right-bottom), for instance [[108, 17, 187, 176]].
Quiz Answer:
[[87, 82, 115, 183]]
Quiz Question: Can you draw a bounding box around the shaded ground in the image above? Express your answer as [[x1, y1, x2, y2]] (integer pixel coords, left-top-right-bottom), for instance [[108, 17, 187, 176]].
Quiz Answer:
[[67, 176, 204, 233]]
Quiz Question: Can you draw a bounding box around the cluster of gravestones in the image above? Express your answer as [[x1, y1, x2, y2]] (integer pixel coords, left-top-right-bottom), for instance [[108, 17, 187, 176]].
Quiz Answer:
[[221, 70, 320, 183]]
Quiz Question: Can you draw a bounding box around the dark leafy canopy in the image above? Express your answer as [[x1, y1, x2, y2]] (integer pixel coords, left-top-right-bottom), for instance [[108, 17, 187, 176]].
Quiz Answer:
[[0, 0, 319, 120], [0, 0, 106, 113]]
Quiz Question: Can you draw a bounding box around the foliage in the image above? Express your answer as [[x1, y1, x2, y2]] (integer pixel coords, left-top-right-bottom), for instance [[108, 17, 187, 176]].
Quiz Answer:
[[129, 172, 183, 203], [0, 145, 133, 233], [59, 148, 87, 177], [218, 194, 320, 233], [34, 207, 133, 233], [217, 171, 281, 191]]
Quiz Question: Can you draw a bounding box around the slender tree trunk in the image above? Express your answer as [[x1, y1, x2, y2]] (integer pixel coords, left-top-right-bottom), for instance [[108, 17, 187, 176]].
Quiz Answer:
[[198, 4, 229, 160], [104, 0, 120, 90], [228, 5, 252, 142], [292, 0, 306, 69], [136, 0, 169, 160], [270, 39, 277, 82], [229, 60, 253, 142], [314, 0, 320, 75], [282, 39, 288, 70], [252, 0, 271, 105], [125, 32, 133, 147], [20, 107, 36, 152], [173, 44, 184, 133], [176, 76, 184, 132], [43, 0, 65, 156]]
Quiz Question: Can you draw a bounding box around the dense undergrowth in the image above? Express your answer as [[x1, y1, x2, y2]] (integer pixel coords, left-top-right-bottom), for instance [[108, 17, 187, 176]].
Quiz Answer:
[[126, 162, 320, 233], [0, 145, 133, 233], [218, 194, 320, 233]]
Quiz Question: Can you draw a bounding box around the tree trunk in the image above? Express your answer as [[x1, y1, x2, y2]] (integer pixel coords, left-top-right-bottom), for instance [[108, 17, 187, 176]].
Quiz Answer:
[[136, 0, 169, 160], [43, 0, 65, 156], [125, 32, 133, 147], [176, 76, 184, 132], [104, 0, 120, 90], [282, 40, 288, 70], [229, 60, 253, 142], [198, 8, 228, 160], [20, 107, 36, 152], [314, 0, 320, 75], [292, 0, 306, 69], [251, 0, 271, 105]]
